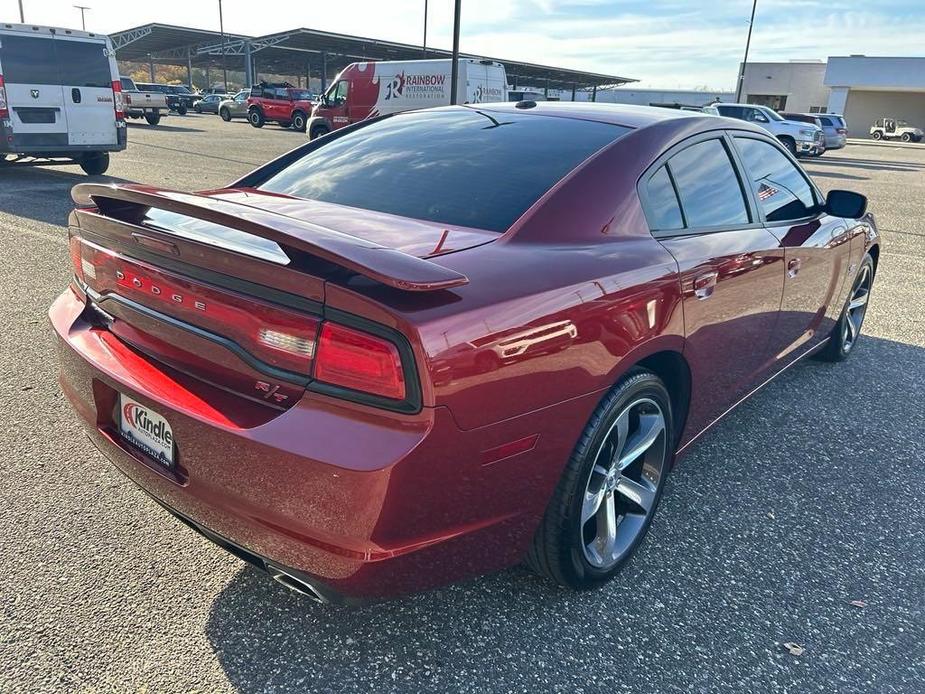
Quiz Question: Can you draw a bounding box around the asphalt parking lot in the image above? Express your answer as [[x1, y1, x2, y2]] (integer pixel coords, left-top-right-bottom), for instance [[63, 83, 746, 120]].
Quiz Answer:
[[1, 113, 922, 693]]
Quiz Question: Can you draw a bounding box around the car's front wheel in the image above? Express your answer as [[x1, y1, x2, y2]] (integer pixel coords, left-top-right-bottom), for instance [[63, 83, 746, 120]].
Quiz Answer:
[[779, 136, 797, 156], [177, 105, 188, 116], [310, 123, 330, 140], [901, 132, 912, 142], [220, 107, 232, 122], [817, 253, 874, 362], [526, 369, 673, 589]]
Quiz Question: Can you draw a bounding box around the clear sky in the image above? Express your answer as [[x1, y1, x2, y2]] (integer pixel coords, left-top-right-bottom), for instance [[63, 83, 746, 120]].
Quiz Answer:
[[6, 0, 925, 90]]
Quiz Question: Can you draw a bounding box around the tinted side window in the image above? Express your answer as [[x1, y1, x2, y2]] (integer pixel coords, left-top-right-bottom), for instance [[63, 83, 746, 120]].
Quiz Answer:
[[734, 137, 817, 222], [644, 166, 684, 231], [259, 109, 628, 232], [718, 105, 746, 119], [667, 139, 749, 228], [56, 41, 112, 87], [0, 34, 59, 84], [818, 116, 833, 127]]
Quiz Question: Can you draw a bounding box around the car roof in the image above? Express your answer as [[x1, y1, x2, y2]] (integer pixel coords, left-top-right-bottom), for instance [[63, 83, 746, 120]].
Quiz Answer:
[[467, 101, 710, 130]]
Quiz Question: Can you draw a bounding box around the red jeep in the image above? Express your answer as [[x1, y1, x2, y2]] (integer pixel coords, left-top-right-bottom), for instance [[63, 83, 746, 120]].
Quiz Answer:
[[246, 83, 316, 132]]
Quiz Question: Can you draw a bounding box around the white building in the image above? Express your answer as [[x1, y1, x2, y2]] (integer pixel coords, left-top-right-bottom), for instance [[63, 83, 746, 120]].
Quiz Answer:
[[825, 56, 925, 136], [740, 57, 925, 137], [739, 60, 829, 113], [574, 87, 733, 108]]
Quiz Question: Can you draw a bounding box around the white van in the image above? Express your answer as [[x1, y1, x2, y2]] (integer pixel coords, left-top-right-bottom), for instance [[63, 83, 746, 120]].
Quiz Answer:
[[0, 23, 125, 174], [307, 59, 508, 139]]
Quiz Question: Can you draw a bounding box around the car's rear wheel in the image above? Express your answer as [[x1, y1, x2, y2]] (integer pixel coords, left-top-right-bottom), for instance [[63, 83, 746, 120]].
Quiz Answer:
[[248, 109, 265, 128], [220, 107, 232, 122], [526, 369, 673, 589], [79, 151, 109, 176], [194, 103, 202, 113], [817, 253, 874, 362], [872, 131, 883, 140], [177, 105, 188, 116], [144, 111, 161, 126], [292, 111, 307, 132]]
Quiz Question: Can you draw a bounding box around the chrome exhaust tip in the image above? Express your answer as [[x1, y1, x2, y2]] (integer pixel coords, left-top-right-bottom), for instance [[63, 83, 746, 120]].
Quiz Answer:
[[266, 564, 328, 603]]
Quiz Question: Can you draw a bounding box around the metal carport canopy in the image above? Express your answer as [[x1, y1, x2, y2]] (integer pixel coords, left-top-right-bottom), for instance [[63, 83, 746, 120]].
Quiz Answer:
[[110, 23, 635, 90]]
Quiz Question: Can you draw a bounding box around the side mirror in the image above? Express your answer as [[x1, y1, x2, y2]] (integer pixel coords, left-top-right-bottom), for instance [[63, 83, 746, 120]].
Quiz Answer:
[[825, 190, 867, 219]]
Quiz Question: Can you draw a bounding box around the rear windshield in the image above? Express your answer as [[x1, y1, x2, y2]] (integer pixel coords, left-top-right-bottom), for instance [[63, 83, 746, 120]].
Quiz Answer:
[[259, 109, 629, 232], [0, 34, 110, 87]]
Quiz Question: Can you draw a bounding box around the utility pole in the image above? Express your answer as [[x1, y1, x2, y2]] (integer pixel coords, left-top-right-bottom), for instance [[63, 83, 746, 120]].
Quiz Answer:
[[422, 0, 428, 58], [73, 5, 90, 31], [449, 0, 461, 105], [218, 0, 228, 92], [734, 0, 758, 102]]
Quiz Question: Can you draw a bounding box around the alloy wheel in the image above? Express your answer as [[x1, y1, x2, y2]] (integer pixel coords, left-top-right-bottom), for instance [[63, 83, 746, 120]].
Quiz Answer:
[[580, 397, 667, 570], [842, 264, 871, 352]]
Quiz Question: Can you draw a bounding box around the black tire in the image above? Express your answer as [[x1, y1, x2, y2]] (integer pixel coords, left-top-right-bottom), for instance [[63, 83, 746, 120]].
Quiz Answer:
[[872, 131, 882, 140], [248, 109, 265, 128], [310, 123, 330, 140], [526, 369, 674, 590], [291, 111, 307, 132], [901, 132, 911, 143], [177, 105, 188, 116], [779, 136, 797, 156], [816, 253, 875, 362], [194, 103, 202, 114], [144, 111, 161, 126], [220, 107, 232, 122], [79, 151, 109, 176]]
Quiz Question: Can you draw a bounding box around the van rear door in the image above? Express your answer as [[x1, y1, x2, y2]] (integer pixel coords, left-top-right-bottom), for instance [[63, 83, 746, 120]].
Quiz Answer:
[[55, 35, 117, 146], [0, 32, 69, 147]]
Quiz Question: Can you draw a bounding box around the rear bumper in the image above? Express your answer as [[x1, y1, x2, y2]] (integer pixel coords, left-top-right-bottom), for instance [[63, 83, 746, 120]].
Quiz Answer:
[[0, 119, 126, 154], [49, 288, 577, 599]]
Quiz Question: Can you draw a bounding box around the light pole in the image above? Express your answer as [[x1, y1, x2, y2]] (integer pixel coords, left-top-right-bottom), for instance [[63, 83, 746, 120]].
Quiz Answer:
[[422, 0, 428, 58], [734, 0, 758, 102], [449, 0, 461, 105], [218, 0, 228, 92], [18, 0, 24, 22], [73, 5, 90, 31]]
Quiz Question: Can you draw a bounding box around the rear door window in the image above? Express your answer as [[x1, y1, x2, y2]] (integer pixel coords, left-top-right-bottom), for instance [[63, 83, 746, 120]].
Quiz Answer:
[[0, 34, 59, 84], [818, 116, 833, 127], [667, 139, 749, 228], [644, 166, 684, 231], [259, 109, 629, 232]]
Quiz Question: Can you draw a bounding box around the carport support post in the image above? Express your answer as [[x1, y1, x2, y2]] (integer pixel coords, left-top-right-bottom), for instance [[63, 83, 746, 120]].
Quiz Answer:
[[592, 85, 597, 102], [243, 41, 253, 87], [321, 52, 328, 93], [571, 83, 576, 102], [148, 55, 155, 82], [449, 0, 461, 105], [186, 48, 193, 89], [544, 78, 549, 99]]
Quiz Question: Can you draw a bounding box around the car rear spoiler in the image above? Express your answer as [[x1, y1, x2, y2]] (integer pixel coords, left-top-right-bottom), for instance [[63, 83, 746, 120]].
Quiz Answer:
[[71, 183, 470, 292]]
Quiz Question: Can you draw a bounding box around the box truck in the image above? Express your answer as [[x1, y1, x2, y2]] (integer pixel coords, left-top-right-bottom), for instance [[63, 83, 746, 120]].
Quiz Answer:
[[307, 58, 508, 139]]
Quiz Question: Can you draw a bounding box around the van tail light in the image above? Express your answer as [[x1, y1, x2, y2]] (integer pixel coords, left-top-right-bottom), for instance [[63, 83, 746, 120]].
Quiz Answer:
[[111, 80, 124, 121], [314, 322, 406, 401], [0, 75, 9, 119], [837, 128, 847, 135]]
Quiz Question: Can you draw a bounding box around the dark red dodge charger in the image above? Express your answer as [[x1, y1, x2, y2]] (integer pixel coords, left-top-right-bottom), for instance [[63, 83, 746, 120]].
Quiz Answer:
[[51, 103, 878, 602]]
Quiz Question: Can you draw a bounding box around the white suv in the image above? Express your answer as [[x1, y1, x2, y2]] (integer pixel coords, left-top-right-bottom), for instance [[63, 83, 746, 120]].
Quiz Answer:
[[0, 23, 125, 174], [704, 103, 823, 157]]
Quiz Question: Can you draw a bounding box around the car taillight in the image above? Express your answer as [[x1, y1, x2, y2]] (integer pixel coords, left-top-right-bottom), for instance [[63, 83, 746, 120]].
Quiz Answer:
[[314, 322, 406, 401], [0, 75, 8, 119], [111, 80, 124, 120], [837, 128, 847, 135]]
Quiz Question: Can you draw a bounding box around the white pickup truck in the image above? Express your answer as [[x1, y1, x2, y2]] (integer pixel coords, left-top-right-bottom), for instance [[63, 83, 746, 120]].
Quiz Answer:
[[704, 103, 824, 157], [120, 77, 168, 126]]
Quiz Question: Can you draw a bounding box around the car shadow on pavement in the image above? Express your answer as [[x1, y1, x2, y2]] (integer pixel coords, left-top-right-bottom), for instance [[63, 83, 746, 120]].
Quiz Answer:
[[810, 157, 924, 173], [0, 166, 133, 226], [804, 169, 868, 182], [203, 334, 924, 693], [125, 122, 206, 134]]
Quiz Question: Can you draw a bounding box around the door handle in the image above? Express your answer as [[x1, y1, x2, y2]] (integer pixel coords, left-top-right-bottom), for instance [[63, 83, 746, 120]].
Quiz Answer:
[[71, 88, 82, 103], [693, 271, 718, 300], [787, 257, 802, 278]]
